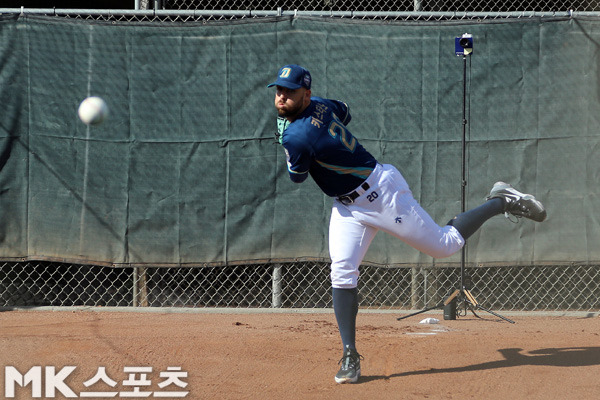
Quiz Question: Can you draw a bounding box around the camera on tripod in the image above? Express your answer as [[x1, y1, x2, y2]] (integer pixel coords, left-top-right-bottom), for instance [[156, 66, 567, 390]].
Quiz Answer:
[[455, 33, 473, 56]]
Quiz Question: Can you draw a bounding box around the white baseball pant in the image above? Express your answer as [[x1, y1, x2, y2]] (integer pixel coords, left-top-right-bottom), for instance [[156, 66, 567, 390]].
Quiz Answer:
[[329, 163, 465, 289]]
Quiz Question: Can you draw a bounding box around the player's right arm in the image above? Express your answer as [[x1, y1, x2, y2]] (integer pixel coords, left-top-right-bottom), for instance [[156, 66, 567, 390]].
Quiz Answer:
[[282, 133, 311, 183]]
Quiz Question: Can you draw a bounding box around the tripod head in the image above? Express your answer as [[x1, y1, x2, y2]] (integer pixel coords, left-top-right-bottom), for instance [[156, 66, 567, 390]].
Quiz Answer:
[[455, 33, 473, 57]]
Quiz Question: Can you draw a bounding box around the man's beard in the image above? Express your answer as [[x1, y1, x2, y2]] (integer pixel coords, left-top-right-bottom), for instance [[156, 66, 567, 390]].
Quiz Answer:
[[277, 102, 304, 120]]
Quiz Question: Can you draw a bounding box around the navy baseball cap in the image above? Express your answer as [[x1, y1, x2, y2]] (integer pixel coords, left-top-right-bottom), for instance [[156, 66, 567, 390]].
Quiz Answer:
[[267, 64, 311, 90]]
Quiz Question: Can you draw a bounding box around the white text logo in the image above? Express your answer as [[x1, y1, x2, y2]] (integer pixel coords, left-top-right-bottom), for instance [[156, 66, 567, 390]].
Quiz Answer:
[[4, 366, 189, 398]]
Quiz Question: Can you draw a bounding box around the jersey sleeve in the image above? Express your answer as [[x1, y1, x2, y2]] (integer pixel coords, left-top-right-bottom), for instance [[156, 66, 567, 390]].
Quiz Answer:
[[283, 136, 311, 183]]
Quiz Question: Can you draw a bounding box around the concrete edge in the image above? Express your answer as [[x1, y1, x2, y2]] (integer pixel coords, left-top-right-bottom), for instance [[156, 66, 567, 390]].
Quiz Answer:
[[1, 306, 598, 318]]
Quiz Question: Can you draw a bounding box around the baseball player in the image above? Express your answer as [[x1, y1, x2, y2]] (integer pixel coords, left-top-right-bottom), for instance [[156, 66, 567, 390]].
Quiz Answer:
[[268, 64, 546, 384]]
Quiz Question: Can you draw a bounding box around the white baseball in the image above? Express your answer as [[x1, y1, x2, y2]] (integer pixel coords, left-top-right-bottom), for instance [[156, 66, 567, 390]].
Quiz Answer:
[[78, 96, 108, 125]]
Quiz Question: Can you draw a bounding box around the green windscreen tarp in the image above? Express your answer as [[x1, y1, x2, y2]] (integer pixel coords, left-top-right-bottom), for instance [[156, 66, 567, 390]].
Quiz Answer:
[[0, 14, 598, 266]]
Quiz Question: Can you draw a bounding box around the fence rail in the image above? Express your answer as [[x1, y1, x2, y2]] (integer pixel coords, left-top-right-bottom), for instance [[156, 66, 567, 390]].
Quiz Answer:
[[2, 8, 600, 22]]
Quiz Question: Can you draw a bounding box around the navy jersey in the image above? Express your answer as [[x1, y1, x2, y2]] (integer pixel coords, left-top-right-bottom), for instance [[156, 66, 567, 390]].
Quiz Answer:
[[281, 97, 377, 197]]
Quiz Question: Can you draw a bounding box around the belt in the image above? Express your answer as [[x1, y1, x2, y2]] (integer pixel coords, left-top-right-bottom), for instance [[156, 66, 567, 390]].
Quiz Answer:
[[337, 182, 370, 205]]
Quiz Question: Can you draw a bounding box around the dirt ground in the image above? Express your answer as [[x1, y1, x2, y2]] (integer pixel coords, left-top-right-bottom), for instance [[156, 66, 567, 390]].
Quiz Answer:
[[1, 309, 599, 399]]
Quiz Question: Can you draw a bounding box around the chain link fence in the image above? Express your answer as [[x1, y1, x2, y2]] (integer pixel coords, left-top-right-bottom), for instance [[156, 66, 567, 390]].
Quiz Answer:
[[0, 7, 598, 312], [3, 1, 600, 23], [163, 0, 600, 13], [1, 261, 599, 311]]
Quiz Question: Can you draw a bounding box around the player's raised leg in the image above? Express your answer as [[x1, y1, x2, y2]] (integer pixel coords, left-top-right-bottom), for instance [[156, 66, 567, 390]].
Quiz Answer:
[[447, 181, 547, 239], [446, 197, 504, 240]]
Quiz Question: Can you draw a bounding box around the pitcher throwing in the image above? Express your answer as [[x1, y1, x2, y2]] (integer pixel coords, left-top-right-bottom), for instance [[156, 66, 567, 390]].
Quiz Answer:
[[267, 64, 546, 384]]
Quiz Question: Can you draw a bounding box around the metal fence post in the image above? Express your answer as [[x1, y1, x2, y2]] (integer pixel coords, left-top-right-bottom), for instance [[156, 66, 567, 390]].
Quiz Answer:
[[133, 267, 138, 307], [411, 266, 421, 309], [133, 267, 149, 307], [272, 264, 282, 308]]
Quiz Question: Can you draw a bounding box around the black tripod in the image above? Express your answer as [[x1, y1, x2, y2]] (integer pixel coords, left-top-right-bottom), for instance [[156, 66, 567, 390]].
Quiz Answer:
[[398, 42, 514, 324]]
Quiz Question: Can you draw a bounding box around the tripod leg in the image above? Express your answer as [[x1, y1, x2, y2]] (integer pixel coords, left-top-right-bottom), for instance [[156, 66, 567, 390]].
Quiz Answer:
[[466, 302, 481, 319], [463, 289, 515, 324], [444, 289, 460, 305], [397, 302, 445, 321], [463, 289, 478, 306], [473, 303, 515, 324], [398, 289, 463, 321]]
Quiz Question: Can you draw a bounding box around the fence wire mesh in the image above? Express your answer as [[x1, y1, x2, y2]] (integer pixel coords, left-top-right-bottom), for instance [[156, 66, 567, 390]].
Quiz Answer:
[[164, 0, 600, 13], [2, 1, 600, 23], [1, 261, 599, 311]]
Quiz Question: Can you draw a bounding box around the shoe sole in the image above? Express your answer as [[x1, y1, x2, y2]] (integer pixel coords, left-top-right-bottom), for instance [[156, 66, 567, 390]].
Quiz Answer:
[[489, 181, 525, 198], [334, 368, 361, 384], [519, 198, 546, 221]]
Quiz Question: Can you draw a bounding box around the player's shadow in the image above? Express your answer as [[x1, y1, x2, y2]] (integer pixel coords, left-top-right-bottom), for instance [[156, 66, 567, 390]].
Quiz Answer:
[[360, 347, 600, 383]]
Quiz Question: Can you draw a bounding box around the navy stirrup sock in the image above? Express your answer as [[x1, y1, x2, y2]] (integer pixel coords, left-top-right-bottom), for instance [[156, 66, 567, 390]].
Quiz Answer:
[[332, 287, 359, 351], [446, 197, 504, 240]]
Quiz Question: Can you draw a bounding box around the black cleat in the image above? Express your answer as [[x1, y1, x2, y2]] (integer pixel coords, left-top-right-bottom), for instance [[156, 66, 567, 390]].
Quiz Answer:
[[487, 181, 547, 222], [335, 346, 363, 384]]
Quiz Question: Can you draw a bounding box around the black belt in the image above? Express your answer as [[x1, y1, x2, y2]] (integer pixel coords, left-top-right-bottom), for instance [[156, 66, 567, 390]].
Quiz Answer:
[[337, 182, 370, 205]]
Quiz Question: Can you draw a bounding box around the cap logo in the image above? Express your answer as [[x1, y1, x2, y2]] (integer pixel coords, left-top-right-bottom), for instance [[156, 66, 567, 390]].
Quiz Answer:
[[279, 68, 292, 78]]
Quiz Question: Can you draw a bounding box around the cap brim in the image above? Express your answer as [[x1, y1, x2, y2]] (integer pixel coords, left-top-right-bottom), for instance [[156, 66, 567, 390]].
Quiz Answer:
[[267, 80, 302, 89]]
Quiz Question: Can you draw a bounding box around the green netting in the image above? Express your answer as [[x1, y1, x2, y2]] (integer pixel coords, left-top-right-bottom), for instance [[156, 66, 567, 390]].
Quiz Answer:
[[0, 14, 598, 266]]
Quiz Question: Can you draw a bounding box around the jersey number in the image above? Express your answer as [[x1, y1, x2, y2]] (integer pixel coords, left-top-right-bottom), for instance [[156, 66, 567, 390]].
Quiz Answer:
[[328, 121, 356, 152], [367, 191, 379, 202]]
